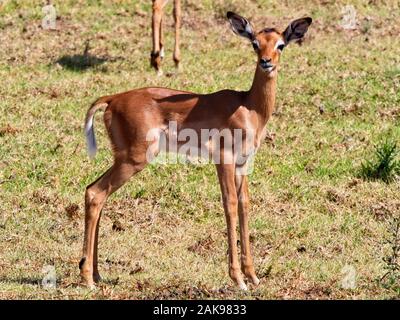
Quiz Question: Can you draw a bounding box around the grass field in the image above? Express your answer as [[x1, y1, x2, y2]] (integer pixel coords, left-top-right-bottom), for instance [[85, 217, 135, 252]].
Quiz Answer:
[[0, 0, 399, 299]]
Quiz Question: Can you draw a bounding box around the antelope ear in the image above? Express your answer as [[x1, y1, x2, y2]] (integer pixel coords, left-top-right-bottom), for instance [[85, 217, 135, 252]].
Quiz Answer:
[[283, 17, 312, 44], [227, 11, 255, 41]]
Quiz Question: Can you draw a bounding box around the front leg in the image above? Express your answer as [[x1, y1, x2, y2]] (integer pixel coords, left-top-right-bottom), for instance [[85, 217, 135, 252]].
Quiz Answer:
[[235, 173, 260, 286], [216, 164, 247, 290]]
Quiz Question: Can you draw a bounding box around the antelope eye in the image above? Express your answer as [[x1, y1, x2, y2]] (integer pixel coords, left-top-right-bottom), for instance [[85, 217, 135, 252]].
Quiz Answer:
[[252, 40, 260, 51], [277, 44, 285, 52]]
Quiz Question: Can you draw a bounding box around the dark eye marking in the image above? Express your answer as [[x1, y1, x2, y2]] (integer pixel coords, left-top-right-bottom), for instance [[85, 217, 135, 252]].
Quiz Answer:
[[277, 44, 285, 51]]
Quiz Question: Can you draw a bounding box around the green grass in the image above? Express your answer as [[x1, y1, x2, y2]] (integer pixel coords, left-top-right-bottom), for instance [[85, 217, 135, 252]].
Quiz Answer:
[[0, 0, 400, 299], [360, 138, 400, 183]]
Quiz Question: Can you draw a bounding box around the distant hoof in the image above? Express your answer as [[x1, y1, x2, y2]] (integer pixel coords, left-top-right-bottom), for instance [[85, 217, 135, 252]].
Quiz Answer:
[[93, 272, 102, 283], [157, 69, 163, 77], [150, 51, 162, 73], [174, 61, 182, 72]]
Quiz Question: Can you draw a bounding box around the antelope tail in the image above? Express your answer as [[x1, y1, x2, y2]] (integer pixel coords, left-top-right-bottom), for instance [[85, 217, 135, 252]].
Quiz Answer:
[[84, 98, 109, 159]]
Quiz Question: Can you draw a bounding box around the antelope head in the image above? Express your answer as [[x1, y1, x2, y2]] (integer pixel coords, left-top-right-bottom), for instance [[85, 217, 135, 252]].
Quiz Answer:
[[227, 12, 312, 78]]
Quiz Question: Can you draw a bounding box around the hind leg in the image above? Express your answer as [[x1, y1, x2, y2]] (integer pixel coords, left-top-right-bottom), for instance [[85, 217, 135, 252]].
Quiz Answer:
[[173, 0, 181, 69], [159, 16, 164, 60], [79, 160, 146, 288], [151, 0, 169, 74], [93, 217, 101, 283]]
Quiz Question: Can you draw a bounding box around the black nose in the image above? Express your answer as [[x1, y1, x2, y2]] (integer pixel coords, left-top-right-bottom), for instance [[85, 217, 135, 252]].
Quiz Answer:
[[260, 58, 271, 64], [260, 57, 272, 68]]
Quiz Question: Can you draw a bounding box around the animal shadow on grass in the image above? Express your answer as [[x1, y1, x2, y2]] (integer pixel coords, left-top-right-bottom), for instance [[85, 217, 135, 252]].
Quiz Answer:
[[0, 276, 42, 286], [56, 40, 120, 71]]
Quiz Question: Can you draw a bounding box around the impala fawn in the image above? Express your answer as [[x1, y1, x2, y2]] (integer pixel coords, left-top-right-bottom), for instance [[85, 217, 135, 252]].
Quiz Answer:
[[79, 12, 312, 290]]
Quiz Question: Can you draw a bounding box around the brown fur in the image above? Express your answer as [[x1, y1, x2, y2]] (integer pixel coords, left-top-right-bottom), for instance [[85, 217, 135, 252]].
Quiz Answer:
[[80, 13, 312, 289]]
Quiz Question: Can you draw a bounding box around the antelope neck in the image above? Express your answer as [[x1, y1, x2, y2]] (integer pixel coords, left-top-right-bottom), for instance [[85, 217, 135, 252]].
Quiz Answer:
[[245, 64, 278, 125]]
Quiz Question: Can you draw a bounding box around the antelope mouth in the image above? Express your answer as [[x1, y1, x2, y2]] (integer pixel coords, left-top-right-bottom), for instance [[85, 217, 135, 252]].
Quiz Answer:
[[260, 64, 276, 73]]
